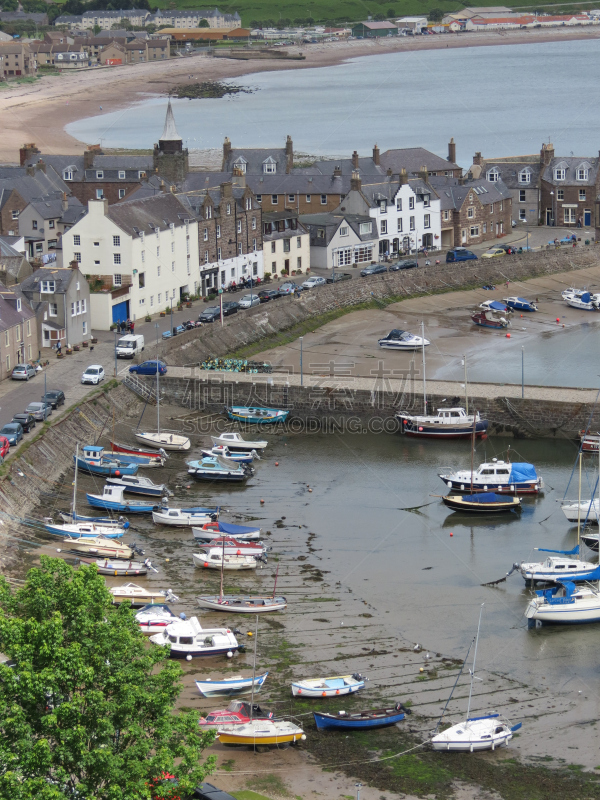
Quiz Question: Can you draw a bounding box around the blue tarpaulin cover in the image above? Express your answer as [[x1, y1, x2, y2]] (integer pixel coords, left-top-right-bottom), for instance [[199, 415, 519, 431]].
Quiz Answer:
[[462, 493, 505, 503], [508, 463, 538, 483], [488, 301, 507, 311], [581, 292, 591, 303], [217, 521, 259, 535]]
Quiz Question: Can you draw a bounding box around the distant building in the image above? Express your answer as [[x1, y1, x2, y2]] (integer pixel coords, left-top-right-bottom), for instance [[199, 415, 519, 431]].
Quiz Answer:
[[468, 151, 541, 226], [351, 20, 398, 37], [396, 16, 428, 32], [300, 209, 378, 270], [21, 265, 91, 349], [0, 283, 39, 378], [0, 42, 36, 78], [148, 9, 240, 29], [262, 209, 309, 278]]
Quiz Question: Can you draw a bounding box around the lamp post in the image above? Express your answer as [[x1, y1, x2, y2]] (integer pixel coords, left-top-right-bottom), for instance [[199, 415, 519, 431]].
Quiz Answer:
[[550, 190, 555, 227], [114, 328, 117, 378], [355, 783, 362, 800], [170, 297, 173, 335], [299, 336, 303, 386], [521, 346, 524, 399]]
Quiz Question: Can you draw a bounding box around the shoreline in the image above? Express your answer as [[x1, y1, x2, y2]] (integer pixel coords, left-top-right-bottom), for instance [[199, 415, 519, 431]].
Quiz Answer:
[[1, 25, 600, 161]]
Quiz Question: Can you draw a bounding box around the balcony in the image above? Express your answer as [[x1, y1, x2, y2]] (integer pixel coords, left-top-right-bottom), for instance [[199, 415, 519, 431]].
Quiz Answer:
[[86, 274, 133, 295]]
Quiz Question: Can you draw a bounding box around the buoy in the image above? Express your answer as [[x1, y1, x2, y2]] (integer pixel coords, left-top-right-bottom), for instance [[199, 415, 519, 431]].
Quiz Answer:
[[298, 689, 302, 694], [165, 558, 170, 562], [308, 488, 312, 493], [322, 691, 327, 696], [450, 532, 454, 537], [275, 462, 279, 466], [336, 689, 340, 694], [419, 667, 424, 673], [562, 324, 565, 328], [506, 333, 511, 338], [186, 654, 192, 661], [520, 314, 523, 318], [204, 562, 208, 567], [186, 485, 191, 489], [247, 632, 253, 637], [237, 549, 241, 555], [227, 650, 233, 658], [260, 498, 265, 504], [115, 470, 121, 476], [556, 318, 560, 323]]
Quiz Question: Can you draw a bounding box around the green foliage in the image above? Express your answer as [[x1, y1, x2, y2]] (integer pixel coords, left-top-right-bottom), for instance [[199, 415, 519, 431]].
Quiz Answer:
[[198, 17, 210, 26], [0, 557, 216, 800], [387, 8, 396, 16], [0, 0, 18, 11], [21, 0, 48, 11], [427, 7, 443, 21]]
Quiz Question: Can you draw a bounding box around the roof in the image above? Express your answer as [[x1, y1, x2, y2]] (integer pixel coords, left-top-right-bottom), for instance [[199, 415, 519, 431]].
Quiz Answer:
[[474, 159, 543, 189], [355, 20, 398, 29], [300, 211, 378, 246], [160, 100, 182, 143], [428, 176, 511, 209], [0, 171, 71, 209], [224, 147, 289, 175], [21, 267, 78, 296], [0, 282, 36, 333], [28, 194, 84, 221], [379, 147, 461, 175], [106, 192, 193, 237], [541, 156, 599, 186]]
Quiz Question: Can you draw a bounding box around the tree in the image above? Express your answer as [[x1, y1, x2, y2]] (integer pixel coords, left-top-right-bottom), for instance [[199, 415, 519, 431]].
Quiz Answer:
[[198, 18, 210, 27], [387, 8, 396, 17], [0, 0, 18, 11], [373, 12, 385, 20], [427, 8, 444, 22], [0, 557, 216, 800], [93, 22, 101, 34]]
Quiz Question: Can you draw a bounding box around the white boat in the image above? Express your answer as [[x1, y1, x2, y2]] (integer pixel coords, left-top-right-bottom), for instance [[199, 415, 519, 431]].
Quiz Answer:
[[217, 719, 305, 746], [378, 329, 430, 350], [109, 583, 178, 606], [211, 432, 268, 451], [197, 595, 287, 613], [150, 616, 239, 658], [192, 521, 261, 541], [515, 551, 598, 584], [291, 673, 366, 698], [397, 407, 488, 439], [192, 550, 259, 571], [439, 459, 543, 495], [195, 673, 269, 698], [135, 361, 190, 450], [135, 603, 179, 635], [105, 474, 172, 497], [60, 537, 134, 560], [195, 537, 267, 556], [44, 520, 125, 539], [152, 506, 219, 527], [562, 499, 600, 524], [563, 290, 600, 311], [525, 579, 600, 625]]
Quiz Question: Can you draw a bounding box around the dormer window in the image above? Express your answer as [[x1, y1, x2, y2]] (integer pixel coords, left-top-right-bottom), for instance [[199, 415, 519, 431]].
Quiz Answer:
[[423, 194, 430, 207], [379, 201, 386, 213], [16, 299, 21, 312], [233, 157, 247, 174], [118, 170, 126, 179], [577, 167, 589, 181], [205, 206, 212, 220], [63, 167, 74, 181], [554, 168, 565, 180], [96, 171, 104, 179], [487, 168, 499, 182], [40, 280, 55, 293], [263, 157, 276, 174], [518, 169, 530, 184]]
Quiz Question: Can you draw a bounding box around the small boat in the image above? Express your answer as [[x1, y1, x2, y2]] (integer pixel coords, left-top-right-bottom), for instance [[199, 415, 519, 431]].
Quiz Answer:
[[291, 673, 366, 698], [150, 615, 238, 658], [562, 287, 583, 300], [106, 474, 172, 498], [60, 536, 134, 560], [152, 506, 219, 527], [59, 512, 129, 528], [561, 499, 600, 524], [525, 574, 600, 626], [75, 446, 139, 477], [582, 532, 600, 551], [135, 603, 179, 635], [439, 459, 543, 495], [216, 719, 304, 746], [192, 520, 261, 541], [225, 406, 289, 425], [580, 431, 600, 453], [109, 440, 168, 466], [378, 329, 429, 350], [471, 309, 510, 329], [196, 594, 287, 614], [202, 446, 258, 463], [195, 673, 269, 698], [397, 407, 488, 439], [135, 431, 191, 451], [503, 296, 538, 312], [186, 456, 253, 482], [44, 519, 124, 539], [515, 546, 598, 585], [442, 493, 522, 514], [110, 583, 178, 606], [87, 485, 164, 514], [192, 550, 259, 571], [564, 290, 600, 311], [211, 432, 268, 451], [195, 537, 267, 556], [199, 699, 273, 730], [80, 558, 148, 576], [479, 300, 510, 312], [313, 703, 409, 731]]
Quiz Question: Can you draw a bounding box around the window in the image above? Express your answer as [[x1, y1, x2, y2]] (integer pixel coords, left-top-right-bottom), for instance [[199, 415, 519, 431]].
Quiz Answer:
[[71, 302, 75, 317], [140, 231, 144, 242], [337, 248, 352, 266], [263, 160, 276, 174], [205, 206, 212, 220], [409, 197, 415, 210], [579, 189, 586, 201], [63, 169, 73, 181], [171, 261, 175, 272], [519, 209, 526, 220], [288, 194, 295, 203], [297, 257, 302, 269], [119, 189, 125, 199], [487, 168, 499, 182], [554, 168, 565, 180], [4, 331, 8, 346], [296, 236, 301, 248], [380, 220, 387, 235], [238, 243, 243, 255], [40, 280, 55, 293], [156, 247, 160, 257], [253, 262, 258, 276], [48, 220, 55, 229], [16, 299, 21, 313], [409, 216, 415, 231], [467, 207, 474, 219], [442, 210, 449, 222], [483, 222, 487, 233], [204, 251, 209, 264], [237, 220, 242, 234], [564, 208, 576, 224], [155, 227, 160, 239], [470, 225, 479, 237], [379, 201, 386, 213], [113, 235, 120, 246], [217, 247, 222, 260], [138, 272, 145, 288], [139, 298, 145, 306], [271, 195, 278, 205], [5, 355, 9, 372], [424, 214, 430, 229], [518, 170, 530, 184], [114, 274, 122, 286], [216, 224, 221, 239], [271, 241, 276, 253], [187, 256, 190, 276], [396, 198, 402, 211], [49, 303, 57, 316], [76, 300, 80, 315], [557, 189, 564, 201], [256, 194, 262, 203], [354, 245, 373, 263], [96, 171, 103, 179], [245, 197, 251, 211], [283, 239, 290, 253], [113, 253, 121, 265], [141, 250, 145, 263], [317, 228, 325, 239], [306, 194, 311, 202], [340, 226, 349, 237], [203, 228, 208, 242], [118, 170, 126, 179], [82, 321, 87, 335], [423, 195, 430, 207], [397, 218, 403, 233], [577, 168, 588, 181], [226, 203, 231, 215], [157, 265, 161, 276], [81, 299, 86, 313], [519, 190, 526, 202], [499, 201, 503, 211], [93, 241, 99, 247], [96, 189, 104, 200], [490, 203, 494, 214], [221, 270, 225, 284], [359, 222, 372, 234], [158, 293, 162, 304], [321, 195, 327, 205], [32, 220, 38, 230], [11, 209, 19, 220]]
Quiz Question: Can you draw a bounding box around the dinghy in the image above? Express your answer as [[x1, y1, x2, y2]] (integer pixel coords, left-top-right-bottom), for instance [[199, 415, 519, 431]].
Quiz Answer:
[[110, 583, 178, 606], [106, 474, 172, 498], [60, 537, 134, 560], [87, 485, 164, 514], [186, 455, 253, 482], [195, 673, 269, 698], [196, 594, 287, 614], [216, 719, 304, 746], [192, 520, 260, 541], [192, 550, 259, 571], [44, 519, 125, 539], [202, 446, 258, 463], [442, 493, 521, 514], [199, 699, 273, 730], [378, 329, 429, 350], [195, 537, 266, 556], [135, 358, 191, 450], [135, 603, 179, 635], [59, 512, 129, 528], [525, 570, 600, 625], [150, 615, 238, 658], [79, 558, 148, 576], [152, 506, 219, 527], [75, 445, 138, 476], [439, 459, 543, 495], [580, 431, 600, 453], [503, 296, 537, 312], [224, 406, 289, 424], [291, 673, 366, 698], [211, 432, 268, 451], [109, 440, 167, 466], [313, 703, 409, 731], [471, 309, 510, 329]]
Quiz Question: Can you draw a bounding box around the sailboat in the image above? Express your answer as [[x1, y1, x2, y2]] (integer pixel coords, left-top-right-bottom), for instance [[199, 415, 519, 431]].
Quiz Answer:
[[431, 605, 520, 752], [197, 558, 287, 614], [561, 447, 600, 524], [135, 357, 190, 451]]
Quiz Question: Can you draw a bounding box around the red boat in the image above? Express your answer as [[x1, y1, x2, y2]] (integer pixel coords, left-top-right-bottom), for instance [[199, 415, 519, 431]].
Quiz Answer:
[[199, 699, 273, 730], [196, 537, 267, 557], [109, 440, 166, 463], [580, 432, 600, 452], [471, 310, 509, 329]]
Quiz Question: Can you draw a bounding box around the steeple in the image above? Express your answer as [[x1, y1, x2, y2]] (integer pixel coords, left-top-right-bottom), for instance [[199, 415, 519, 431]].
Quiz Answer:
[[153, 99, 188, 182], [159, 100, 182, 152]]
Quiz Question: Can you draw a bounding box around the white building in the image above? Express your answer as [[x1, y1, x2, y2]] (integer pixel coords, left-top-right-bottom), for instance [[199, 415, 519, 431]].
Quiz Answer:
[[62, 195, 199, 330], [300, 212, 378, 270]]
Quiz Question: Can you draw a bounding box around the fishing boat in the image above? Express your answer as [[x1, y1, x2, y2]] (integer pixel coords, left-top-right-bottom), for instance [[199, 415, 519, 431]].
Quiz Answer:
[[135, 359, 191, 450], [106, 474, 172, 498], [75, 445, 139, 477], [192, 520, 261, 541], [442, 493, 521, 514], [397, 408, 488, 439], [211, 432, 268, 451], [135, 603, 179, 635], [431, 605, 520, 752], [109, 440, 168, 466], [59, 537, 134, 560], [525, 569, 600, 626], [192, 550, 259, 571], [195, 537, 266, 557], [378, 329, 430, 350], [291, 673, 366, 698], [562, 287, 584, 300], [199, 699, 273, 730], [563, 290, 600, 311], [44, 519, 124, 539], [110, 583, 178, 606], [87, 485, 164, 514], [503, 297, 538, 312], [514, 546, 598, 585], [196, 595, 287, 614], [195, 673, 269, 698], [313, 703, 409, 731], [186, 455, 253, 482], [216, 719, 305, 746], [471, 309, 510, 329], [202, 446, 258, 463], [224, 406, 289, 424], [580, 431, 600, 453], [152, 506, 219, 527], [79, 558, 148, 576], [439, 459, 543, 495], [150, 615, 239, 658]]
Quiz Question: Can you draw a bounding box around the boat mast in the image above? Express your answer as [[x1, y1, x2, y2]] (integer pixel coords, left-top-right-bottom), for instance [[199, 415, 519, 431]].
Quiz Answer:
[[464, 354, 469, 416], [156, 352, 160, 436], [73, 442, 79, 517], [577, 451, 582, 548], [470, 417, 476, 493], [421, 321, 427, 416], [219, 535, 225, 601], [466, 604, 484, 721], [249, 614, 258, 722], [272, 563, 279, 599]]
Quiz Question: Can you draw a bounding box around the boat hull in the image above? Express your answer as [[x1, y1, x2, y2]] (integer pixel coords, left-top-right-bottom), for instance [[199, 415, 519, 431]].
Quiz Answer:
[[110, 440, 167, 464], [86, 494, 159, 514], [74, 456, 138, 476], [45, 522, 124, 539], [195, 673, 268, 697], [440, 478, 541, 495], [291, 680, 365, 698], [153, 509, 218, 526], [196, 596, 287, 613], [225, 406, 289, 425], [187, 469, 248, 482], [105, 477, 168, 497], [59, 512, 129, 529], [168, 645, 239, 658], [561, 501, 599, 524], [135, 432, 190, 451], [217, 730, 302, 745], [81, 560, 147, 576], [582, 534, 599, 551], [431, 733, 512, 751], [62, 539, 133, 559], [111, 591, 166, 606], [397, 417, 489, 439], [192, 553, 257, 571], [442, 495, 521, 513], [211, 435, 268, 451], [193, 524, 260, 541], [313, 709, 405, 731], [526, 600, 600, 624]]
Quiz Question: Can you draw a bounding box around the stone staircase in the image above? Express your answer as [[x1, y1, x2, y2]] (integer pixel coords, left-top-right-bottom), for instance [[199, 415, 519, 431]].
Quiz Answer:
[[122, 374, 157, 405]]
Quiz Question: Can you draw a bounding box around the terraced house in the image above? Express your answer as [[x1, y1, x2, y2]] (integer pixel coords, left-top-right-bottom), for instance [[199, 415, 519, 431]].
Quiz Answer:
[[0, 284, 38, 380]]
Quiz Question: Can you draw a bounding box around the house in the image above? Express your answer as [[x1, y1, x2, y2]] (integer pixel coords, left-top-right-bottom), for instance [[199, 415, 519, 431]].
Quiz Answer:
[[0, 283, 39, 379], [0, 237, 32, 287], [262, 210, 310, 278], [539, 143, 597, 228], [18, 192, 86, 260], [300, 208, 378, 270], [0, 42, 37, 78], [0, 165, 73, 240], [468, 152, 541, 226], [148, 9, 241, 29], [80, 8, 151, 30], [442, 7, 511, 24], [61, 193, 199, 329], [99, 42, 126, 65], [396, 16, 428, 32], [53, 51, 89, 68], [20, 265, 91, 349], [351, 21, 398, 37], [222, 136, 294, 175]]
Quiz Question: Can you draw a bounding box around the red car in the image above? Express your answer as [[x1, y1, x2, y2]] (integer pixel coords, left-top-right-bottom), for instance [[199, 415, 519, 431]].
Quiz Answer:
[[199, 700, 273, 730], [0, 436, 9, 459]]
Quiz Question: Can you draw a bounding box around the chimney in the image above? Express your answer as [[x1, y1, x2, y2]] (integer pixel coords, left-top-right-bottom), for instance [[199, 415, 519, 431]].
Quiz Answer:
[[386, 167, 392, 177], [448, 137, 456, 164], [372, 143, 380, 166], [69, 259, 79, 270], [232, 165, 246, 188], [540, 142, 554, 166], [160, 180, 166, 193], [26, 164, 35, 177], [36, 158, 46, 174], [350, 169, 361, 192], [83, 145, 100, 170], [19, 143, 39, 167], [419, 165, 428, 182], [62, 191, 68, 211], [223, 136, 232, 162], [221, 181, 233, 198], [285, 134, 293, 173], [458, 175, 466, 186], [351, 150, 359, 169], [398, 167, 408, 186], [333, 165, 342, 177], [473, 151, 482, 166]]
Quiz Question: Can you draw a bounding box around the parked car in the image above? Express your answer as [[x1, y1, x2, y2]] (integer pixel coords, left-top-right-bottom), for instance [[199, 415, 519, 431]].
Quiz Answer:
[[198, 306, 221, 323], [258, 289, 280, 302], [12, 412, 36, 433], [326, 272, 352, 283], [360, 264, 388, 277], [301, 276, 326, 290], [25, 401, 52, 421], [389, 259, 419, 271], [81, 365, 105, 385], [11, 364, 36, 381], [222, 301, 239, 316], [481, 247, 506, 259], [494, 243, 518, 254], [192, 783, 237, 800], [238, 294, 261, 309], [0, 422, 23, 446], [278, 282, 297, 295], [41, 390, 65, 409], [446, 248, 478, 263], [129, 360, 167, 376], [0, 436, 10, 458]]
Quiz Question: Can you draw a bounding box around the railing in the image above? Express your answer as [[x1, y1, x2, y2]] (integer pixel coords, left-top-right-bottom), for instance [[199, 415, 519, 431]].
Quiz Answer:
[[123, 374, 157, 405]]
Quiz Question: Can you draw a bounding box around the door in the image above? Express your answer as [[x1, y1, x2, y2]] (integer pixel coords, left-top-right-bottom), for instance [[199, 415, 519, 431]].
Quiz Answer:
[[461, 229, 467, 244], [112, 300, 129, 324], [422, 233, 433, 249], [584, 209, 591, 226], [546, 209, 553, 226]]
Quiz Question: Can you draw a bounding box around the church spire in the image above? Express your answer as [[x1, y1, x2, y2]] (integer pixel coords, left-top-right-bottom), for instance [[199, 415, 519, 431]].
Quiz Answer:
[[160, 99, 182, 143]]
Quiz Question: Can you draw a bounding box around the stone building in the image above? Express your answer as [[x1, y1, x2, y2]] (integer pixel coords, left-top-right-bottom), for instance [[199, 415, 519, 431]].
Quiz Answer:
[[0, 42, 36, 78], [262, 210, 310, 278], [539, 143, 597, 228], [0, 283, 39, 380], [153, 101, 189, 185], [468, 152, 541, 227], [21, 265, 91, 349]]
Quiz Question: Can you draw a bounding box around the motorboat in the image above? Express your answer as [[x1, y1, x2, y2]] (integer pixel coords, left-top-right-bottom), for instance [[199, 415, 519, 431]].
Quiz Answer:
[[149, 616, 239, 658], [106, 474, 172, 498], [202, 446, 258, 463], [580, 431, 600, 453], [582, 532, 600, 551], [135, 604, 179, 635], [514, 546, 598, 585], [561, 499, 600, 524], [87, 485, 164, 514], [561, 287, 582, 300], [195, 673, 269, 698], [442, 493, 521, 514], [378, 329, 430, 350], [59, 536, 134, 560], [216, 719, 304, 746], [109, 440, 168, 466], [397, 407, 488, 439], [563, 290, 600, 311], [195, 537, 267, 556], [471, 309, 510, 329], [525, 573, 600, 626], [313, 703, 409, 731], [187, 456, 253, 482], [291, 673, 366, 698], [44, 519, 124, 539], [479, 300, 510, 312], [80, 558, 148, 576], [152, 506, 219, 527], [432, 715, 517, 752], [74, 445, 138, 477], [199, 699, 273, 730], [192, 550, 259, 571], [439, 459, 543, 494], [224, 406, 289, 424], [192, 521, 260, 541], [135, 431, 191, 451], [110, 583, 178, 606], [503, 297, 538, 312], [211, 432, 268, 451], [196, 594, 287, 614]]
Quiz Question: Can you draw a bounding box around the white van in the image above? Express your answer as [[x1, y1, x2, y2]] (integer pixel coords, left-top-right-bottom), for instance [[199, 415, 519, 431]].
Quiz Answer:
[[115, 334, 145, 359]]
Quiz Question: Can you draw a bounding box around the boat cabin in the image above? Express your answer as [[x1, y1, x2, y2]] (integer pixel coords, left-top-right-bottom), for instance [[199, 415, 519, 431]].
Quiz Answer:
[[82, 445, 105, 462], [101, 485, 127, 501], [435, 408, 469, 420]]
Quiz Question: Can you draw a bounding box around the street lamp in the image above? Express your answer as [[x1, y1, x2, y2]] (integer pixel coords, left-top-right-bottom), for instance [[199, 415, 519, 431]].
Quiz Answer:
[[170, 297, 174, 335], [299, 336, 303, 386], [355, 783, 362, 800], [114, 327, 117, 378], [521, 346, 524, 399], [550, 190, 555, 227]]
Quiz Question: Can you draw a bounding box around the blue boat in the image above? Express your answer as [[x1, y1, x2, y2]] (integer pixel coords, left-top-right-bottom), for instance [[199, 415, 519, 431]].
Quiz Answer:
[[503, 296, 538, 312], [43, 520, 124, 539], [59, 511, 130, 528], [187, 456, 253, 482], [87, 484, 162, 514], [75, 446, 138, 477], [313, 704, 409, 731], [225, 406, 290, 424]]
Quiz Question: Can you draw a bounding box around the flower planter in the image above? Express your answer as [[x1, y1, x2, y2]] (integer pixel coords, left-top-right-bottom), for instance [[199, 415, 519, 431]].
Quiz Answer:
[[145, 316, 152, 322], [57, 352, 64, 359], [82, 341, 89, 347], [65, 349, 73, 355], [186, 302, 192, 308], [73, 345, 80, 351], [91, 336, 98, 344], [160, 312, 166, 317]]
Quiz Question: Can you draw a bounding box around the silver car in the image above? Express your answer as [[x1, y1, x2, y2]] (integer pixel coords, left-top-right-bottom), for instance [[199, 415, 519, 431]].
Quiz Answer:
[[25, 401, 52, 421], [11, 364, 36, 381], [238, 294, 261, 309]]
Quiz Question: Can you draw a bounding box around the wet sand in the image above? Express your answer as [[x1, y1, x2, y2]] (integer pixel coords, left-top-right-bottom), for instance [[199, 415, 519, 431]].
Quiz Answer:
[[1, 26, 600, 161]]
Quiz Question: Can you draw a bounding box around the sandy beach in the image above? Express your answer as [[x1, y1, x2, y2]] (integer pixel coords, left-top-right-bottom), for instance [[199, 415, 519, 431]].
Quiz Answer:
[[1, 25, 600, 162]]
